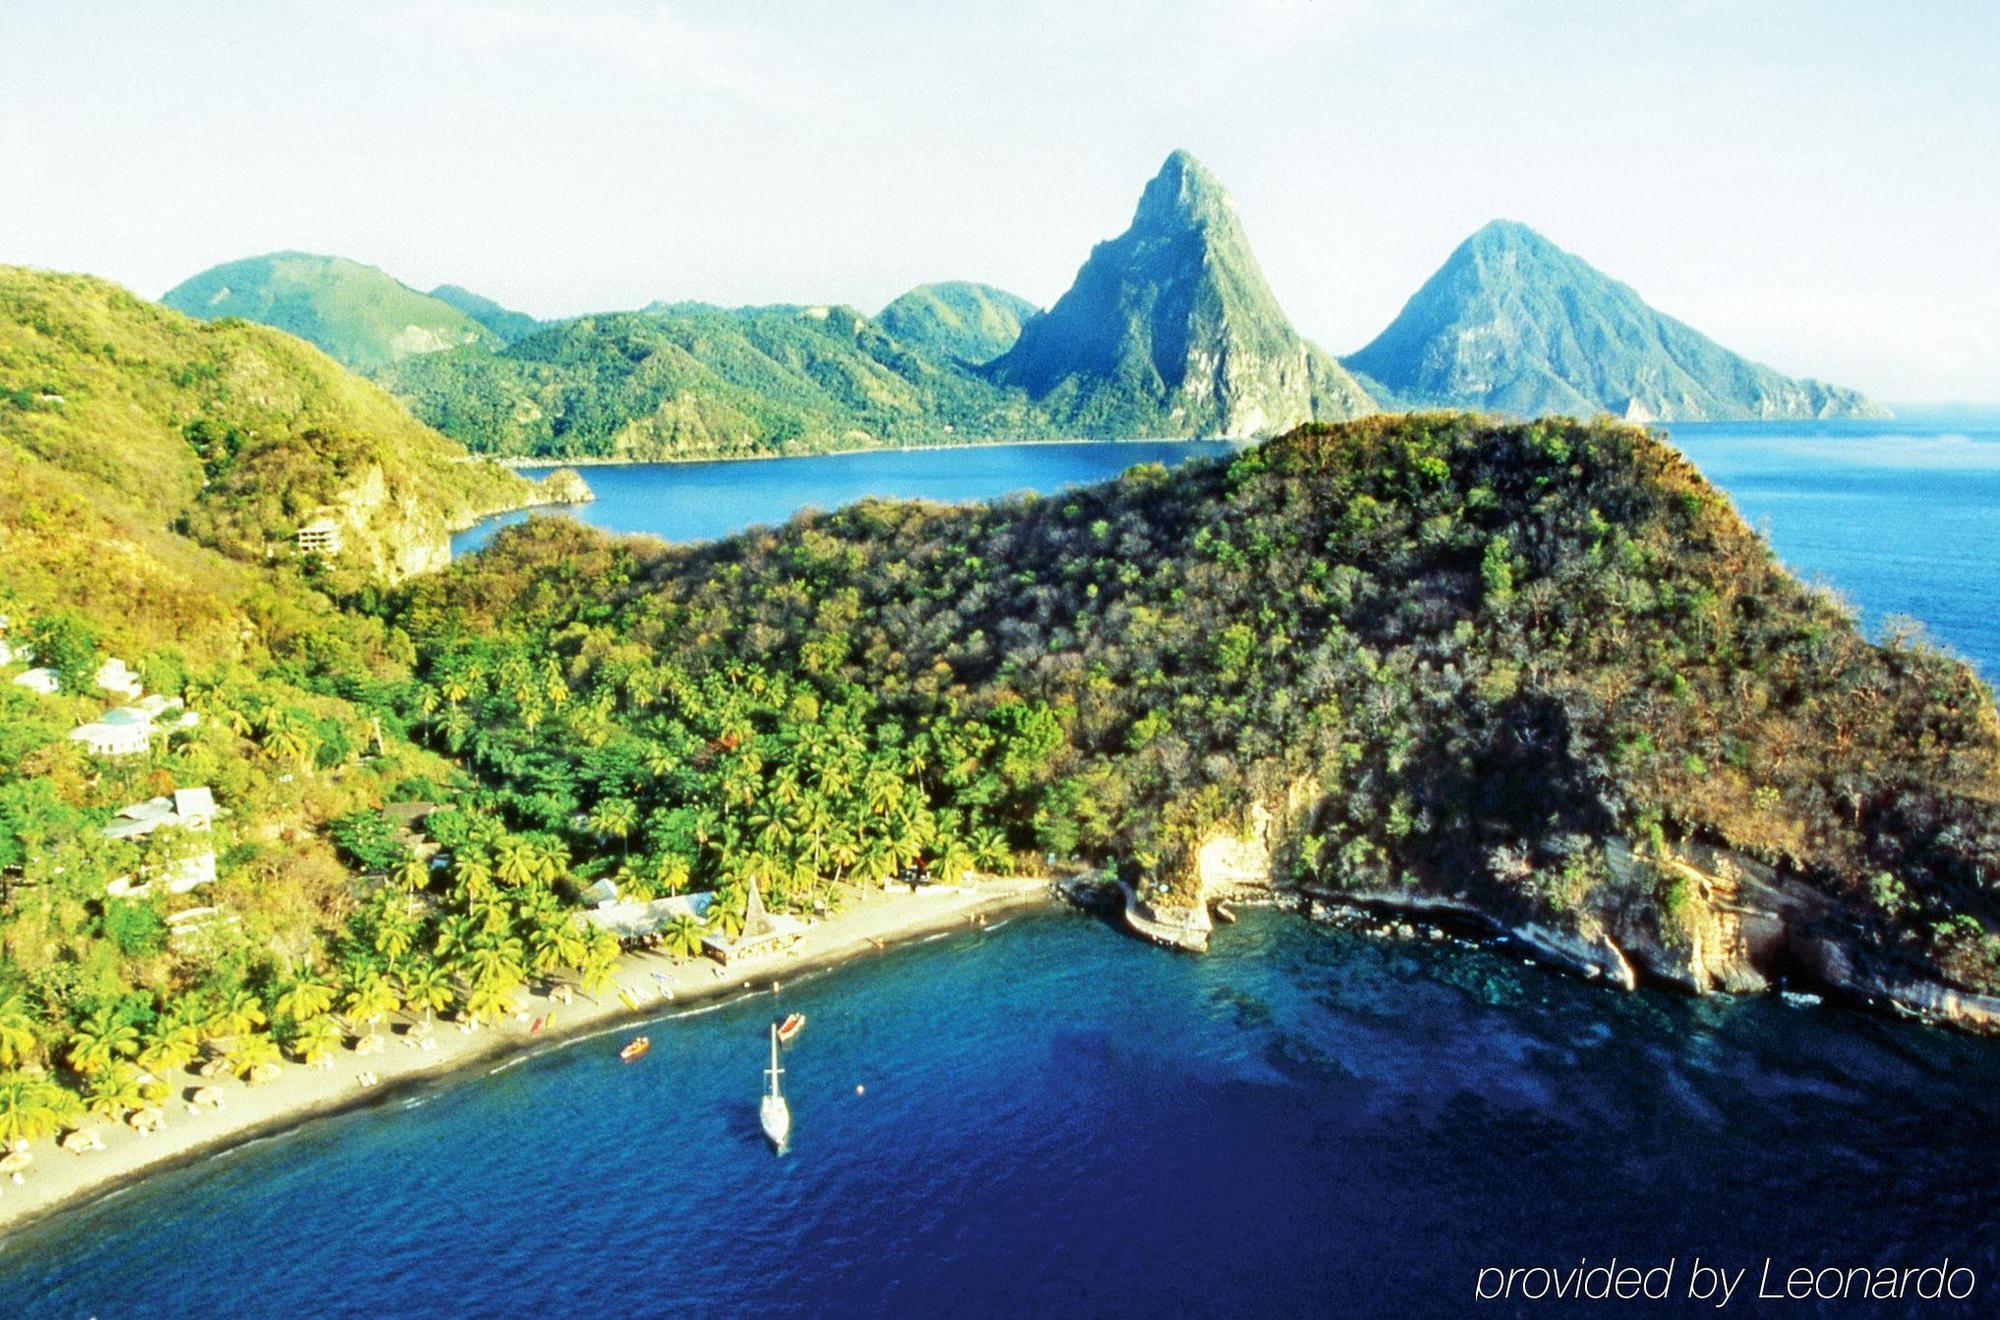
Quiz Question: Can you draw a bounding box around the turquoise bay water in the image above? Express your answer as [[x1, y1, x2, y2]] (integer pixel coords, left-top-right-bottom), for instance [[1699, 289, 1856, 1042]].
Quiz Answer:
[[7, 909, 1999, 1317]]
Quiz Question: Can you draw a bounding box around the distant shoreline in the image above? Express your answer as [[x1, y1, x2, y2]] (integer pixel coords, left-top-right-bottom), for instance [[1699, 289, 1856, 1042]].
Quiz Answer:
[[485, 435, 1240, 471], [0, 878, 1054, 1241]]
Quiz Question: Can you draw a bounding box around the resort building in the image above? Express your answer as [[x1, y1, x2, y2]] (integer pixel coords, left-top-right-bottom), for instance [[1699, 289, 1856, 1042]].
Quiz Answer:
[[701, 878, 808, 965], [12, 667, 60, 695], [583, 890, 714, 942], [102, 787, 219, 897], [68, 706, 155, 757], [296, 518, 344, 555], [95, 656, 143, 698], [66, 697, 195, 758]]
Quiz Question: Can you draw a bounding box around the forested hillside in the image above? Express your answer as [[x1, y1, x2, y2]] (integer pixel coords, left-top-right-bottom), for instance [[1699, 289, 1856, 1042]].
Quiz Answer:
[[161, 253, 497, 374], [0, 270, 606, 1138], [385, 304, 1056, 461], [396, 414, 2000, 1002]]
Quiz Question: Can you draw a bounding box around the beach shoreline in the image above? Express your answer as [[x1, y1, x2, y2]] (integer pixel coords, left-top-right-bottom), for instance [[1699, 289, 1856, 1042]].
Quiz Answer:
[[0, 877, 1054, 1241]]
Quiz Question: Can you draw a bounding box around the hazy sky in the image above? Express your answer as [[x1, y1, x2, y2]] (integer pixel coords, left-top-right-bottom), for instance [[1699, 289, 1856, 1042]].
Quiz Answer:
[[3, 0, 1996, 402]]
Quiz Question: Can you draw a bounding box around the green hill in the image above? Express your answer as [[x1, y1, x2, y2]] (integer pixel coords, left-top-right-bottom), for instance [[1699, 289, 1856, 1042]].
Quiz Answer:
[[1345, 221, 1886, 421], [428, 283, 541, 344], [386, 303, 1055, 462], [877, 281, 1038, 365], [1, 266, 557, 606], [0, 267, 610, 1119], [161, 253, 497, 374], [404, 412, 2000, 1016], [987, 151, 1375, 437]]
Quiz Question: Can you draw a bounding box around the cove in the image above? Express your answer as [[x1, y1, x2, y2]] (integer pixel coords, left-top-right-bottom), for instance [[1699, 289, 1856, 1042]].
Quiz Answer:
[[5, 909, 1998, 1317]]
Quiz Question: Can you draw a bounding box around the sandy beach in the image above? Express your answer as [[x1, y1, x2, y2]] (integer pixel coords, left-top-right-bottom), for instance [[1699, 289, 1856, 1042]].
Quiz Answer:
[[0, 876, 1052, 1238]]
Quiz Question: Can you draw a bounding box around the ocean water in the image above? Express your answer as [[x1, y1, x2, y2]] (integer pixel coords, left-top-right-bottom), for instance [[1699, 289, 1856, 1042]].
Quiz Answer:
[[1667, 412, 2000, 677], [452, 441, 1242, 556], [5, 909, 1998, 1317]]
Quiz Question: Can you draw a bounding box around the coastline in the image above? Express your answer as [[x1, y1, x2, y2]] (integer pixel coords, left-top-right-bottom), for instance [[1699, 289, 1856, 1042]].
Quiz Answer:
[[0, 876, 1052, 1240], [483, 434, 1237, 471]]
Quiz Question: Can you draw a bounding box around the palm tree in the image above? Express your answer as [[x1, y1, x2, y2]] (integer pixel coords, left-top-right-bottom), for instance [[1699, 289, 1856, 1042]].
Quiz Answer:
[[588, 798, 639, 857], [933, 836, 977, 885], [275, 976, 336, 1024], [494, 837, 538, 890], [0, 992, 38, 1069], [258, 708, 316, 778], [210, 989, 267, 1039], [86, 1064, 149, 1120], [227, 1032, 282, 1080], [342, 970, 400, 1034], [136, 1022, 201, 1075], [969, 826, 1012, 872], [66, 1007, 139, 1078], [527, 916, 586, 980], [291, 1015, 344, 1066], [577, 932, 620, 997], [453, 852, 496, 901], [0, 1073, 81, 1144], [399, 965, 456, 1023], [661, 913, 706, 960], [394, 854, 431, 893]]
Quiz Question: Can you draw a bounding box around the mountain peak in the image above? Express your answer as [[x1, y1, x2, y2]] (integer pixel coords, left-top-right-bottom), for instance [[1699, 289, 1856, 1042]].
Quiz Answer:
[[1133, 149, 1231, 231], [988, 154, 1372, 437], [1344, 222, 1884, 421]]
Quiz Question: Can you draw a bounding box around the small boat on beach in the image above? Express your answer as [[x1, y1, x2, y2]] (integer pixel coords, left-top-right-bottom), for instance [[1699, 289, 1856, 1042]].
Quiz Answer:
[[620, 1036, 650, 1062], [761, 1023, 791, 1152], [777, 1012, 806, 1044]]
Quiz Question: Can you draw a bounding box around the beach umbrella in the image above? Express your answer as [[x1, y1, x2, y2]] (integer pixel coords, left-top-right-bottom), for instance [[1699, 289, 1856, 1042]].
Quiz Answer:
[[353, 1033, 384, 1056], [60, 1128, 102, 1153], [128, 1107, 163, 1132], [0, 1149, 32, 1174], [408, 1018, 433, 1039], [190, 1086, 224, 1108], [247, 1062, 282, 1085]]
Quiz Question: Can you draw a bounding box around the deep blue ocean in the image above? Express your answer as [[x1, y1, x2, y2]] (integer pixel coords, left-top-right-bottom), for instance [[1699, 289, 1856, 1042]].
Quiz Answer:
[[10, 417, 2000, 1316]]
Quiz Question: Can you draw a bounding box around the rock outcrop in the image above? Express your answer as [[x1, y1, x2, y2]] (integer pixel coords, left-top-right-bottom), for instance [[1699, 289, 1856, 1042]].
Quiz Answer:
[[1134, 780, 2000, 1037]]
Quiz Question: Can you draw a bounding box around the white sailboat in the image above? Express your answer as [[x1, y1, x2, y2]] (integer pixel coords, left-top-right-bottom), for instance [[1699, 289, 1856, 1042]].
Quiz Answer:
[[760, 1021, 791, 1151]]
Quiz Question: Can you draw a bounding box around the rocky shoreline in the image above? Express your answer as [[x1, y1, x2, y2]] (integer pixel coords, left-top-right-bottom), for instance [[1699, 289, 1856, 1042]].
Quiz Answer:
[[1060, 806, 2000, 1037]]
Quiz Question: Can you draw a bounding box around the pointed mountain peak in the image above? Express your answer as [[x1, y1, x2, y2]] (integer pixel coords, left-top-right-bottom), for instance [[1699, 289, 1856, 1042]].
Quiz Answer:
[[988, 153, 1373, 437], [1132, 149, 1232, 231]]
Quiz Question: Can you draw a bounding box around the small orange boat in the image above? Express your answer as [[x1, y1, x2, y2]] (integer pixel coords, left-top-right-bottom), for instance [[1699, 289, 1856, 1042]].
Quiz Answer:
[[619, 1036, 650, 1062], [776, 1013, 806, 1044]]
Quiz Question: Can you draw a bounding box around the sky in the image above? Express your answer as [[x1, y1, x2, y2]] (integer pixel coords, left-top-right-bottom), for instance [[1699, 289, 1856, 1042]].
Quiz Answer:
[[2, 0, 1997, 403]]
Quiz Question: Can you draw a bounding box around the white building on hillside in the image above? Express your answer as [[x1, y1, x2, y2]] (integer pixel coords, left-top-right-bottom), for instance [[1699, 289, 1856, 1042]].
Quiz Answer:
[[103, 788, 219, 896], [69, 706, 154, 757], [297, 518, 344, 555], [12, 667, 59, 695], [68, 697, 198, 759], [95, 657, 143, 698]]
